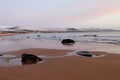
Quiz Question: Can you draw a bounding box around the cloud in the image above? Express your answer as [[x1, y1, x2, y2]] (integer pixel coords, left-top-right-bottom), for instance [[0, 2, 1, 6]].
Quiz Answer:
[[0, 0, 120, 28]]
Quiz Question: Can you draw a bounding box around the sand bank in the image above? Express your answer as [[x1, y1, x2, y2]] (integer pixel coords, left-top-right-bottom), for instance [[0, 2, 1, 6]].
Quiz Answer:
[[0, 33, 17, 36], [0, 48, 120, 80]]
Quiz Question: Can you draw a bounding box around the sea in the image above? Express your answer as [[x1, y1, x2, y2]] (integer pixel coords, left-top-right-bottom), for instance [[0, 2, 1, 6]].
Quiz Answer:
[[0, 31, 120, 54]]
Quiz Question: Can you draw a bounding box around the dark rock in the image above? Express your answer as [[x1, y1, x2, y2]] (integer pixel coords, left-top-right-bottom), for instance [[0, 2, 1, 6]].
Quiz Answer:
[[61, 39, 75, 45], [83, 34, 97, 37], [21, 53, 42, 65], [37, 35, 40, 37], [76, 51, 92, 57], [27, 37, 30, 39]]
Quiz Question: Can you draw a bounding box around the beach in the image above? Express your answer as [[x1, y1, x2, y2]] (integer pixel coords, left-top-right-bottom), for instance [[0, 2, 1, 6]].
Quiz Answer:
[[0, 48, 120, 80], [0, 32, 120, 80], [1, 0, 120, 79]]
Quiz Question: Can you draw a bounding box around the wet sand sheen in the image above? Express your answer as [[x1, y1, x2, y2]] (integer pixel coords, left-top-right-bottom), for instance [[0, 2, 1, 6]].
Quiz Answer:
[[0, 33, 17, 36], [0, 48, 120, 80], [0, 32, 120, 54], [0, 50, 105, 67]]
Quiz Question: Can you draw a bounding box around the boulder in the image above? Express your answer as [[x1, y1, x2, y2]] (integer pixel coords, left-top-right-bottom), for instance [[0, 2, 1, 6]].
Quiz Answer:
[[61, 39, 75, 45], [21, 53, 42, 65], [76, 51, 92, 57]]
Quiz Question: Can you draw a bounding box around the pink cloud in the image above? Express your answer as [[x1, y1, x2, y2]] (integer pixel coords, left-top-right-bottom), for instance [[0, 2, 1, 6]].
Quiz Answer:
[[47, 1, 120, 24]]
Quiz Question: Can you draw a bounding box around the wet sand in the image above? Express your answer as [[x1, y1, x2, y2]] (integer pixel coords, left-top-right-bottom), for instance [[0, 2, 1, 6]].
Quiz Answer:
[[0, 33, 17, 36], [0, 48, 120, 80]]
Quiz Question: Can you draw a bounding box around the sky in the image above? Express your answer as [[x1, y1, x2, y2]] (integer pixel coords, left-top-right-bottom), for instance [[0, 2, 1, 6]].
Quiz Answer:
[[0, 0, 120, 29]]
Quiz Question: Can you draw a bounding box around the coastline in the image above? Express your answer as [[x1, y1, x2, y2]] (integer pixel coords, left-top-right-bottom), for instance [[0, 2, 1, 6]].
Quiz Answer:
[[0, 32, 120, 80], [0, 32, 120, 54]]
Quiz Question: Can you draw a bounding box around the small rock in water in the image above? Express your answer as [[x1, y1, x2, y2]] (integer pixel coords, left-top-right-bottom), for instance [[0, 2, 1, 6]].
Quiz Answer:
[[37, 35, 40, 37], [27, 37, 30, 39], [21, 53, 42, 65], [76, 51, 93, 57], [61, 39, 75, 45]]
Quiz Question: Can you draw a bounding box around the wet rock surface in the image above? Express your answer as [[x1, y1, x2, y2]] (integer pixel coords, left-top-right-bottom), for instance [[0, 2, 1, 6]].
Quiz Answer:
[[75, 51, 93, 57], [0, 54, 44, 67], [61, 39, 75, 45], [21, 53, 43, 65]]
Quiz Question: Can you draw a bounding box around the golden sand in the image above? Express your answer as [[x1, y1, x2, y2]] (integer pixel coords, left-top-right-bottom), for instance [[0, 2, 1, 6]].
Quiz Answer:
[[0, 48, 120, 80], [0, 33, 17, 36]]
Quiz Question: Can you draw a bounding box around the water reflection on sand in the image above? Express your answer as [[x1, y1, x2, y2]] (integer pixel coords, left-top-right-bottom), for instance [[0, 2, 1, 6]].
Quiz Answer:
[[0, 32, 120, 54], [0, 50, 106, 67]]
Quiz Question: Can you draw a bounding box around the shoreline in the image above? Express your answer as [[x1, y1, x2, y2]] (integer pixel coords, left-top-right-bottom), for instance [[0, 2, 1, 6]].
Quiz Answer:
[[0, 32, 120, 80], [0, 48, 115, 55], [0, 32, 120, 54], [0, 41, 120, 54], [0, 33, 18, 36], [0, 48, 120, 80]]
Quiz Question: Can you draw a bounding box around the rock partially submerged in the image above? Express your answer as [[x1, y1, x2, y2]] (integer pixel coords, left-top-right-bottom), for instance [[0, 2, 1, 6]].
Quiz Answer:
[[61, 39, 75, 45], [83, 34, 97, 37], [76, 51, 93, 57], [21, 53, 42, 65]]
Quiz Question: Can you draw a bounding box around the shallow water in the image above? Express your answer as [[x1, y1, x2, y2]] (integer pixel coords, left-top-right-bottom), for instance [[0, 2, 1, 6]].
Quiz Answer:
[[0, 51, 105, 67], [0, 32, 120, 54]]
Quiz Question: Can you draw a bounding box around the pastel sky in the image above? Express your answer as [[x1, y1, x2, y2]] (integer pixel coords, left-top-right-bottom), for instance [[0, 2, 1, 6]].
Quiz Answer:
[[0, 0, 120, 29]]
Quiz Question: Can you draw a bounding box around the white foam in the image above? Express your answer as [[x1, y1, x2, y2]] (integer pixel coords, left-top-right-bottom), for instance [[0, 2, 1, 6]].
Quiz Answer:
[[0, 51, 106, 67], [0, 55, 45, 67]]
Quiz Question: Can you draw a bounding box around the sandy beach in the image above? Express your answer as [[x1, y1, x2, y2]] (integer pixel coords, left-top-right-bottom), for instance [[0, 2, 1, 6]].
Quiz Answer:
[[0, 48, 120, 80], [1, 0, 120, 79]]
